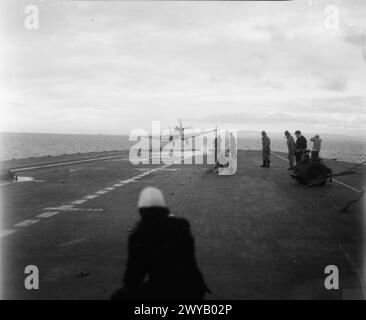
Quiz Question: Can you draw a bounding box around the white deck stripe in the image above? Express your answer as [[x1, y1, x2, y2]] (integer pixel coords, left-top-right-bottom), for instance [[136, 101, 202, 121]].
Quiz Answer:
[[59, 239, 86, 248], [83, 194, 99, 200], [95, 190, 108, 195], [44, 207, 79, 211], [271, 152, 288, 162], [4, 155, 189, 238], [271, 152, 362, 193], [120, 179, 135, 183], [9, 154, 127, 173], [14, 219, 40, 227], [45, 204, 75, 210], [0, 229, 17, 238], [36, 211, 59, 218], [332, 178, 362, 193], [71, 199, 87, 205]]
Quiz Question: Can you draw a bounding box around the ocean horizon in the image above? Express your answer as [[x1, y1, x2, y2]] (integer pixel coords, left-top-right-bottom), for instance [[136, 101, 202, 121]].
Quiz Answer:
[[0, 131, 365, 164]]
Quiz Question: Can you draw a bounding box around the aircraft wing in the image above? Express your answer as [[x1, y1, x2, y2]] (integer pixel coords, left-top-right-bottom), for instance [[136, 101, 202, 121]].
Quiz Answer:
[[182, 129, 217, 140], [148, 133, 181, 141], [148, 129, 217, 141]]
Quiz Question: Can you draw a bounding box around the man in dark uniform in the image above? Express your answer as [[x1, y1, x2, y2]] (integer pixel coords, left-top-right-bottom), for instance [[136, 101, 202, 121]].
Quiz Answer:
[[294, 130, 307, 164], [214, 136, 218, 163], [111, 187, 210, 300], [261, 131, 271, 168], [284, 130, 295, 170]]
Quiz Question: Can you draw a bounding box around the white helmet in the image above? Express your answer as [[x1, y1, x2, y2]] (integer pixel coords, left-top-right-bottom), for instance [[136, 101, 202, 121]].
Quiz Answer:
[[138, 186, 166, 209]]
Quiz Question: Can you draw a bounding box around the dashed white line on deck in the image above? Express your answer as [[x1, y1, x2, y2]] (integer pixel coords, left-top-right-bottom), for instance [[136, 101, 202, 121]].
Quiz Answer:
[[59, 239, 87, 248], [14, 219, 40, 227], [84, 194, 99, 200], [37, 211, 59, 218], [8, 154, 128, 173], [71, 199, 87, 205], [0, 229, 17, 239], [95, 190, 108, 195], [5, 155, 187, 234]]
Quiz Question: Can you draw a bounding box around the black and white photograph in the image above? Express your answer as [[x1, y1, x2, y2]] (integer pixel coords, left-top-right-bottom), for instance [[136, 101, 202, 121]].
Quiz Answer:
[[0, 0, 365, 304]]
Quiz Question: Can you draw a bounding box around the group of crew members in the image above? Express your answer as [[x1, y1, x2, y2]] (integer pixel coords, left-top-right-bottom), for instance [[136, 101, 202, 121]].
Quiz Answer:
[[261, 130, 322, 170], [213, 130, 322, 170]]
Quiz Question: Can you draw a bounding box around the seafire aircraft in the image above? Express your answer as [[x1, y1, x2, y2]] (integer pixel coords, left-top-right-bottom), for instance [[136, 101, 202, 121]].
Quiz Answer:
[[158, 119, 217, 146]]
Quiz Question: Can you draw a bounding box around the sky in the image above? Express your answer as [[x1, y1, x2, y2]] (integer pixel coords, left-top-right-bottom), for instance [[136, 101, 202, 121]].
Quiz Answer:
[[0, 0, 365, 136]]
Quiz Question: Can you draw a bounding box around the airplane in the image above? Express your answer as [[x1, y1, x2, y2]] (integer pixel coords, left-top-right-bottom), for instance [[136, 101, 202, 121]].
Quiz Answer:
[[158, 119, 217, 146]]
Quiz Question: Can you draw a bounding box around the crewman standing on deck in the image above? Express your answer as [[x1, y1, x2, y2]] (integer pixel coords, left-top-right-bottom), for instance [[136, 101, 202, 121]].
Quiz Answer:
[[229, 132, 237, 159], [111, 186, 210, 300], [284, 130, 295, 170], [310, 135, 321, 159], [261, 131, 271, 168], [294, 130, 307, 164], [214, 134, 222, 166]]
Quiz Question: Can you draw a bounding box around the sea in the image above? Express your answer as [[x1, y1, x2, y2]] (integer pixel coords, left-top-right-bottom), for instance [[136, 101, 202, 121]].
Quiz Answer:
[[0, 132, 365, 164]]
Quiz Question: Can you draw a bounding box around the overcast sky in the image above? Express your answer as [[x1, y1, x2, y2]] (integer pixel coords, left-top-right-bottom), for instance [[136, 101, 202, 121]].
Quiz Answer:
[[0, 0, 365, 136]]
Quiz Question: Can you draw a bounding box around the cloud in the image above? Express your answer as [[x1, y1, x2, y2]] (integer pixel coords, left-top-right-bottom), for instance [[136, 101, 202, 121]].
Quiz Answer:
[[1, 1, 366, 136], [342, 26, 366, 62], [253, 24, 294, 42], [308, 96, 365, 113], [192, 95, 366, 133], [196, 111, 366, 130], [343, 26, 366, 47], [319, 75, 348, 92]]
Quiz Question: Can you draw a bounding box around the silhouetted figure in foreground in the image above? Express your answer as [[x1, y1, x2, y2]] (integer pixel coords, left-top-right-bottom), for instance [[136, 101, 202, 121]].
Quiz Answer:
[[111, 187, 210, 300]]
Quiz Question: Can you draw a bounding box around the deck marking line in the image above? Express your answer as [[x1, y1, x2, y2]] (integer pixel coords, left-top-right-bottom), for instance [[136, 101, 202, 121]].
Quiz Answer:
[[0, 229, 17, 238], [8, 154, 127, 173], [120, 179, 136, 183], [332, 178, 362, 193], [44, 207, 80, 211], [71, 199, 87, 205], [84, 194, 99, 200], [271, 152, 288, 162], [44, 204, 75, 210], [37, 211, 59, 218], [59, 238, 86, 248], [271, 152, 362, 193], [78, 208, 103, 212], [95, 190, 108, 195], [14, 219, 40, 227]]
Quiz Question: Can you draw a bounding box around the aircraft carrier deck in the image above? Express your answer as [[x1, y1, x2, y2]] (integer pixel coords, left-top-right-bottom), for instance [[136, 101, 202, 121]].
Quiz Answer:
[[0, 150, 365, 299]]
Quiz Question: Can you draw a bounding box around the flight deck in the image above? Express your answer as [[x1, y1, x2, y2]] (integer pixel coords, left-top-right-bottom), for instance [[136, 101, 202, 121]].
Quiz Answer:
[[0, 150, 364, 299]]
